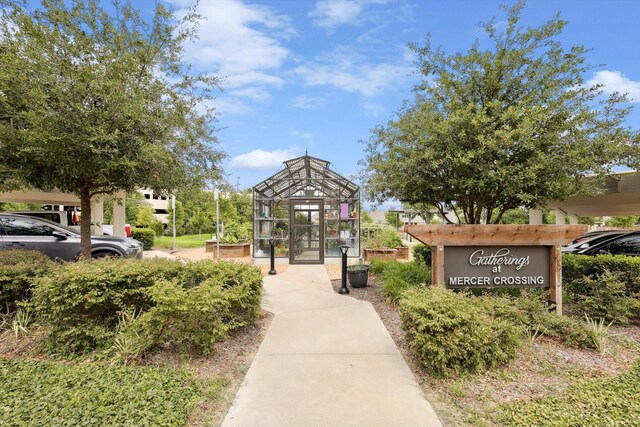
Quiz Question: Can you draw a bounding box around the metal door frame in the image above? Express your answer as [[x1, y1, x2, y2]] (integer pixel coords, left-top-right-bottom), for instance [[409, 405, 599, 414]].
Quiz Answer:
[[289, 199, 324, 264]]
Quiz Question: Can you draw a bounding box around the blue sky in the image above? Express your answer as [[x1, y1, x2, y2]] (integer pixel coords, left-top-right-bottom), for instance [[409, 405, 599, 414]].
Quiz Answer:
[[164, 0, 640, 196]]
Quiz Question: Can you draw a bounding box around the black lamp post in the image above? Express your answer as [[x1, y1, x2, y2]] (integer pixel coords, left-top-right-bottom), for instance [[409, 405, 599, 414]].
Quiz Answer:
[[268, 236, 277, 275], [339, 244, 350, 294]]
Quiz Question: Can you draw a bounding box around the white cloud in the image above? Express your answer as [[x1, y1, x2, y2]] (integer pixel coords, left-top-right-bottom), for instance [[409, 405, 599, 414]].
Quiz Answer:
[[361, 101, 383, 115], [309, 0, 388, 30], [214, 97, 252, 115], [230, 86, 271, 102], [294, 47, 413, 96], [229, 149, 299, 169], [587, 70, 640, 102], [290, 130, 314, 141], [292, 95, 327, 109], [171, 0, 292, 113]]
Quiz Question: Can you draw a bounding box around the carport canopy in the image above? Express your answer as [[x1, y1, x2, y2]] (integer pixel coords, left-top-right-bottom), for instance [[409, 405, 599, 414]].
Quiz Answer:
[[0, 189, 128, 236], [529, 170, 640, 224]]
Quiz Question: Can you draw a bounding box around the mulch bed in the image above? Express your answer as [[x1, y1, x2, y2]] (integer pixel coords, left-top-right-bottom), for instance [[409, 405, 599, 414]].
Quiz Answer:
[[331, 276, 640, 425]]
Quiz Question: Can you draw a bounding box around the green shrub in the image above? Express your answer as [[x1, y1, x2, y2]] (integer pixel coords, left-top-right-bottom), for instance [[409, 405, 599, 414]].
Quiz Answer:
[[412, 243, 431, 265], [220, 221, 252, 244], [570, 270, 638, 325], [399, 287, 523, 377], [479, 293, 592, 348], [130, 227, 155, 250], [0, 249, 55, 312], [369, 258, 394, 275], [372, 260, 430, 302], [0, 358, 201, 427], [31, 258, 263, 355], [363, 227, 405, 249], [499, 360, 640, 426], [563, 253, 640, 297], [133, 266, 263, 354]]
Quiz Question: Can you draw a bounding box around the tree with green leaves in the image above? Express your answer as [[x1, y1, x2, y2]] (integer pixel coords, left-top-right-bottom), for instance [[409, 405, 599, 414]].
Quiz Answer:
[[607, 216, 638, 227], [0, 0, 223, 257], [361, 1, 638, 224]]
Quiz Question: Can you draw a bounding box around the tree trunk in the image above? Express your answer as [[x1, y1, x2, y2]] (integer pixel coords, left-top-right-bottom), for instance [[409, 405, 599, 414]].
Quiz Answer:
[[80, 189, 92, 259]]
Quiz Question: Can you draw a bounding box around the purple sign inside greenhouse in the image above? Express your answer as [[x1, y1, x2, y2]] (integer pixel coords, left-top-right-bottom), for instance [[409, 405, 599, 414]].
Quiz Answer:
[[340, 203, 349, 219]]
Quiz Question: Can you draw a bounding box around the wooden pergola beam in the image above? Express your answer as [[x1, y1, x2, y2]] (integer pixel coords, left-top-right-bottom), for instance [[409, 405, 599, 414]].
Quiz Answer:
[[405, 224, 588, 247]]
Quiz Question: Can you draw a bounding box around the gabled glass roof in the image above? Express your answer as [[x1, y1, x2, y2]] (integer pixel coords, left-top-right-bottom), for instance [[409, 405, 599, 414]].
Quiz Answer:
[[253, 155, 359, 200]]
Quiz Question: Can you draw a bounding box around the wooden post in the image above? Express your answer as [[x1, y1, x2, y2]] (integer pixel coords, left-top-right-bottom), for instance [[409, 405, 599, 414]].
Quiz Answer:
[[549, 244, 562, 315], [432, 244, 445, 286]]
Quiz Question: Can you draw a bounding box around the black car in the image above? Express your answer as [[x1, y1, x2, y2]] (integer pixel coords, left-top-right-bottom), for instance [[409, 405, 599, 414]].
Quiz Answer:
[[562, 230, 627, 254], [0, 213, 143, 261], [575, 231, 640, 256]]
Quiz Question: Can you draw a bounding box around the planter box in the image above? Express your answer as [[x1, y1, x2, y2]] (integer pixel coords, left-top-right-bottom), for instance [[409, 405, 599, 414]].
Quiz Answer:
[[208, 241, 251, 258], [363, 248, 397, 261], [363, 247, 409, 261], [396, 247, 409, 260]]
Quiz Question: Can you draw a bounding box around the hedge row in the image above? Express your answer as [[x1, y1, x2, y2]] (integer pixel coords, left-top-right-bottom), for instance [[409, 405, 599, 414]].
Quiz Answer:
[[130, 227, 155, 250], [563, 254, 640, 324], [26, 257, 263, 355], [563, 253, 640, 296]]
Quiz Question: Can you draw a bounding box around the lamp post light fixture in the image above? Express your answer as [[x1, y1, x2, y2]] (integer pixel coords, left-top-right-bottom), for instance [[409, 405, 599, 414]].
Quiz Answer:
[[339, 244, 350, 294], [268, 236, 277, 275]]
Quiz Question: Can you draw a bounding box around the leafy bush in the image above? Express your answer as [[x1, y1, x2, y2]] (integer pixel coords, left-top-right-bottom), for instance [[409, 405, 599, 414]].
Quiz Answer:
[[563, 253, 640, 297], [400, 287, 523, 377], [479, 293, 592, 348], [369, 258, 394, 275], [373, 260, 430, 302], [362, 227, 405, 249], [0, 358, 201, 427], [0, 249, 55, 312], [412, 243, 431, 266], [130, 227, 155, 250], [132, 268, 262, 355], [570, 270, 638, 325], [31, 258, 263, 355], [220, 221, 251, 244], [499, 360, 640, 426]]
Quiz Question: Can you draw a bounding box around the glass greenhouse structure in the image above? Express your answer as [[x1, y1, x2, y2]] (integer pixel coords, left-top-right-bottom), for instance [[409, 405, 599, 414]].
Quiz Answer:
[[253, 155, 360, 264]]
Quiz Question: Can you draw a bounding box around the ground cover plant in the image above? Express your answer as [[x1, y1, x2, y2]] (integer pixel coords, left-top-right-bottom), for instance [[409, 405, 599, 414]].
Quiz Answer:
[[498, 360, 640, 426], [336, 258, 640, 426], [0, 358, 201, 427]]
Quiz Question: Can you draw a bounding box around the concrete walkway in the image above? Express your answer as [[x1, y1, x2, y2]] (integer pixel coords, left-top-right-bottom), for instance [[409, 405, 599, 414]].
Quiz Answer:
[[221, 265, 442, 427]]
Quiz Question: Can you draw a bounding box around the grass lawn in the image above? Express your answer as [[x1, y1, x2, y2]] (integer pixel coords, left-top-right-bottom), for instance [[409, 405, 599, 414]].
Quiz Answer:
[[0, 358, 202, 427], [154, 234, 212, 249]]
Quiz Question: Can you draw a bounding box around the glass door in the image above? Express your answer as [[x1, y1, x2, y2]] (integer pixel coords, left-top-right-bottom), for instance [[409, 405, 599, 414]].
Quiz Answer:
[[291, 201, 323, 264]]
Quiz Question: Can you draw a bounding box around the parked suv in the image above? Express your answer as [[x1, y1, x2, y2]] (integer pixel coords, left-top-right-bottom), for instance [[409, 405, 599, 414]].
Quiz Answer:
[[0, 213, 143, 261]]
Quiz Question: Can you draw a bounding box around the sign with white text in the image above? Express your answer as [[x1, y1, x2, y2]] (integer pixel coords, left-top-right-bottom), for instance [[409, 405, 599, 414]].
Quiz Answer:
[[444, 246, 550, 289]]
